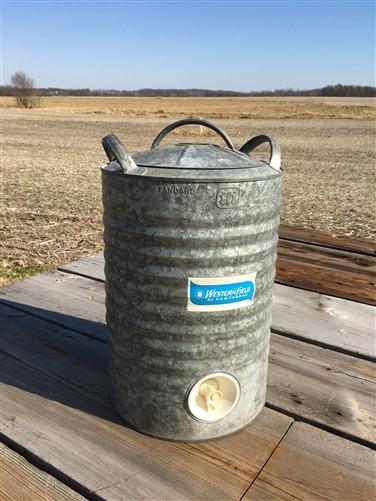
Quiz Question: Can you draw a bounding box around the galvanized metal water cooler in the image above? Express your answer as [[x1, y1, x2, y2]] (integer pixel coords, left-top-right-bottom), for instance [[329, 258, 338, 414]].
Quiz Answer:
[[101, 118, 283, 441]]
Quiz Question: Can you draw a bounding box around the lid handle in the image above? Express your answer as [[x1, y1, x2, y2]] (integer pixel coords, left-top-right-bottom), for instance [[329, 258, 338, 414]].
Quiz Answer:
[[150, 118, 235, 150], [240, 135, 281, 171], [102, 134, 137, 173]]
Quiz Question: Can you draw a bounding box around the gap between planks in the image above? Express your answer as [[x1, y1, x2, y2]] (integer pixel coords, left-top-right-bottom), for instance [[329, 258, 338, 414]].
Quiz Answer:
[[276, 239, 376, 276], [278, 224, 376, 256], [241, 421, 376, 501], [264, 402, 376, 450], [0, 333, 294, 500], [239, 420, 294, 501], [0, 442, 88, 501], [0, 315, 373, 501], [3, 265, 375, 366], [0, 297, 375, 448], [275, 257, 375, 306]]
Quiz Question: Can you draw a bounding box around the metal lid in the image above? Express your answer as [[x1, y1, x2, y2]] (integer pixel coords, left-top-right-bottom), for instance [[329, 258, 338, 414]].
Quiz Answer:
[[133, 143, 265, 170], [101, 118, 283, 182]]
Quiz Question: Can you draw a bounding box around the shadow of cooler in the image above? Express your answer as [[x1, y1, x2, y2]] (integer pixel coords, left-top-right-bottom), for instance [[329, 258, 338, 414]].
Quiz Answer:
[[100, 118, 283, 441]]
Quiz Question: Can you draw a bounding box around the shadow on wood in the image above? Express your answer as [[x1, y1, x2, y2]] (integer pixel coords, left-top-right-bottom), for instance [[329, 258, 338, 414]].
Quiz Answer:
[[0, 301, 294, 500]]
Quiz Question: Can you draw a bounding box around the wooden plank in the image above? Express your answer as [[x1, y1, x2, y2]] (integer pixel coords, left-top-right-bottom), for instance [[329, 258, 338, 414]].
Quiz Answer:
[[1, 284, 375, 445], [273, 283, 375, 358], [276, 256, 376, 306], [0, 443, 84, 501], [61, 249, 376, 306], [62, 245, 376, 287], [278, 226, 376, 304], [244, 422, 376, 501], [267, 334, 376, 444], [9, 266, 375, 358], [59, 252, 105, 281], [243, 478, 297, 500], [0, 305, 292, 500], [0, 270, 106, 340], [279, 224, 376, 256], [277, 239, 376, 276], [60, 229, 376, 306]]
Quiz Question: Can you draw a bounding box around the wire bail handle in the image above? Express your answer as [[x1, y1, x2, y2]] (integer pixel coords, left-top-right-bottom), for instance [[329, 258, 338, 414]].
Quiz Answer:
[[151, 118, 235, 150], [240, 135, 281, 170]]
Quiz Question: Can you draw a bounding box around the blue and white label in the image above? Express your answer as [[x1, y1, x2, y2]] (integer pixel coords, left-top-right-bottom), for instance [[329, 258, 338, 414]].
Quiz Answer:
[[187, 273, 256, 312]]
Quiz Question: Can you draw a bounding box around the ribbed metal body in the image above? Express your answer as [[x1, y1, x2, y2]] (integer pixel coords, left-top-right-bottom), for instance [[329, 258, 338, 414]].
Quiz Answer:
[[102, 169, 283, 441]]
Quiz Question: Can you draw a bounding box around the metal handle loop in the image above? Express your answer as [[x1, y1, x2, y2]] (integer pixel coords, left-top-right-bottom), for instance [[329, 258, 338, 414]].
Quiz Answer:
[[102, 134, 137, 173], [151, 118, 235, 150], [240, 135, 281, 171]]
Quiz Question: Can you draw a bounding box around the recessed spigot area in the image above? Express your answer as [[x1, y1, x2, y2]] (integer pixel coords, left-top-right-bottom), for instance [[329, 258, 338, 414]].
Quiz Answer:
[[187, 373, 240, 422]]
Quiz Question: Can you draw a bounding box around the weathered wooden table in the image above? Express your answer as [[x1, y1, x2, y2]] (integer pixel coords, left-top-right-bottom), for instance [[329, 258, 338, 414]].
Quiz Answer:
[[1, 228, 375, 500]]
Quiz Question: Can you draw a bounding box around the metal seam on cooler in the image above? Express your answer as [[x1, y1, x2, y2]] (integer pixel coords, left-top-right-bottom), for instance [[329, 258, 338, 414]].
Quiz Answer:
[[103, 239, 279, 261], [103, 213, 281, 234], [109, 337, 269, 367], [104, 285, 274, 317], [105, 269, 275, 302], [106, 309, 270, 340]]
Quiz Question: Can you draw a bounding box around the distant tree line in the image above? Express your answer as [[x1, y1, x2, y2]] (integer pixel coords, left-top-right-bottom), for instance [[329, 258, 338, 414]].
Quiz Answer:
[[1, 83, 375, 98]]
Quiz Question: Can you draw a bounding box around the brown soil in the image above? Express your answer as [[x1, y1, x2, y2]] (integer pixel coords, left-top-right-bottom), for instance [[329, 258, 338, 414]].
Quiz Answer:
[[1, 102, 375, 286], [2, 95, 375, 119]]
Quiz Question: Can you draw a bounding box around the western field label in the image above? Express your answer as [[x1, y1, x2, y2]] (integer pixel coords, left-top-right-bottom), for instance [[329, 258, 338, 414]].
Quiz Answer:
[[187, 273, 256, 312]]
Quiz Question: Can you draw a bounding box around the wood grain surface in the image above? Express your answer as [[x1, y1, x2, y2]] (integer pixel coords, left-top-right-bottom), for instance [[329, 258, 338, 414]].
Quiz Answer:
[[0, 303, 292, 500], [276, 257, 375, 306], [268, 333, 376, 443], [1, 277, 375, 444], [278, 224, 376, 256], [244, 422, 376, 501], [0, 443, 84, 501], [243, 478, 298, 500], [277, 226, 376, 305], [6, 265, 375, 358], [60, 252, 105, 281], [2, 305, 373, 500], [1, 227, 375, 500], [60, 223, 376, 306], [272, 283, 375, 358], [277, 239, 376, 275]]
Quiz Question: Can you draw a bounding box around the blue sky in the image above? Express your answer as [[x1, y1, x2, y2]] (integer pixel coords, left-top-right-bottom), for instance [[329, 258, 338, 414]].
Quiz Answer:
[[2, 1, 375, 91]]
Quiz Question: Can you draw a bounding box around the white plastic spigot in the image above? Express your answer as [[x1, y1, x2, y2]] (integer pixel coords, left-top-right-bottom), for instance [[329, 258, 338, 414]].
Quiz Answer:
[[187, 373, 240, 422]]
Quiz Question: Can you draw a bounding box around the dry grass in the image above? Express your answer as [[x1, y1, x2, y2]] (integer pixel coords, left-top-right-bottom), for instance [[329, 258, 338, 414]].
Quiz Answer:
[[1, 95, 375, 119], [1, 97, 375, 286]]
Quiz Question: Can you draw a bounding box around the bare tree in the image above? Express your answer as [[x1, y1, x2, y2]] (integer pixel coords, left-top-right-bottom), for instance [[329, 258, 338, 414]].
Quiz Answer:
[[10, 71, 39, 108]]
